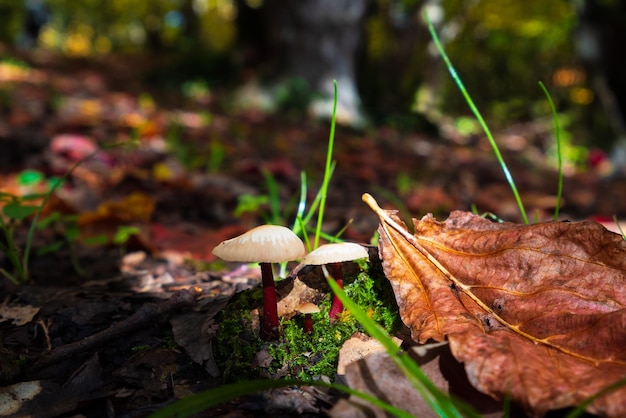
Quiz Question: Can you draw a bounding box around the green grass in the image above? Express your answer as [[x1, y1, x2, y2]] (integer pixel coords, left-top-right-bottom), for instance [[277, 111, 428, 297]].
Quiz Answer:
[[424, 13, 529, 225], [538, 81, 563, 220], [314, 80, 338, 248]]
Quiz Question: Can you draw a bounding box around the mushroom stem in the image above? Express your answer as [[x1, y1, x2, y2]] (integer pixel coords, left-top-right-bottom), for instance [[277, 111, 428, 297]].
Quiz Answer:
[[260, 262, 280, 340], [328, 262, 344, 320], [303, 314, 314, 333]]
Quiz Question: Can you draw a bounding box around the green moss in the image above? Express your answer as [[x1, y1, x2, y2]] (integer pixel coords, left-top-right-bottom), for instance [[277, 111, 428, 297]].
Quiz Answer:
[[214, 259, 400, 382]]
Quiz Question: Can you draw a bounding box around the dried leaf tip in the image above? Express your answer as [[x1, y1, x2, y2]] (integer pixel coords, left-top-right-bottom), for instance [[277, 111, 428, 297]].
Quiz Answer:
[[362, 193, 414, 242], [361, 193, 380, 214]]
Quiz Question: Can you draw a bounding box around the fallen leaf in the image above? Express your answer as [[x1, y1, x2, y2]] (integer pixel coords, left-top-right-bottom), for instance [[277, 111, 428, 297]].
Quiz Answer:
[[363, 193, 626, 417], [331, 340, 502, 418], [0, 304, 40, 326], [75, 193, 155, 245], [78, 192, 155, 225], [335, 332, 395, 376]]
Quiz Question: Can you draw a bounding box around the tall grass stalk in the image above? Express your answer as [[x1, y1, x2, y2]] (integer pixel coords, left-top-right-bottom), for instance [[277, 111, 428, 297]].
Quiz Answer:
[[314, 80, 338, 248], [424, 13, 529, 224], [292, 163, 336, 248], [538, 81, 564, 220]]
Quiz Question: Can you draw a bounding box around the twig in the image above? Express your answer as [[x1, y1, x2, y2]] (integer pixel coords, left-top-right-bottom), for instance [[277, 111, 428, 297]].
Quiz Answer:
[[37, 318, 52, 351]]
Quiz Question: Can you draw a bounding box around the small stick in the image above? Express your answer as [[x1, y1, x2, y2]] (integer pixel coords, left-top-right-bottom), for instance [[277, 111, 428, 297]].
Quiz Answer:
[[37, 318, 52, 351]]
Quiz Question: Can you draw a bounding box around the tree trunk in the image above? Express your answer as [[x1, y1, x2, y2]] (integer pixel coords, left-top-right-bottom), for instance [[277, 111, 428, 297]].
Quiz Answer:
[[265, 0, 368, 126]]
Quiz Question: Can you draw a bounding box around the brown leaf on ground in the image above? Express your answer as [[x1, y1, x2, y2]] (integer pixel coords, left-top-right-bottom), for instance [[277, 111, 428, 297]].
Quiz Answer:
[[363, 193, 626, 417], [331, 339, 502, 418]]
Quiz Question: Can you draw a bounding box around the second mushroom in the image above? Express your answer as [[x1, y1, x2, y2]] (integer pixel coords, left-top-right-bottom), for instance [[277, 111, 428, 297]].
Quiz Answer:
[[301, 242, 369, 321]]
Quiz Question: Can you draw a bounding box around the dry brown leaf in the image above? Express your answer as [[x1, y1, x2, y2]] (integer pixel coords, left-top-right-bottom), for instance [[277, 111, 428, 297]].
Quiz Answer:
[[363, 193, 626, 417], [331, 340, 502, 418]]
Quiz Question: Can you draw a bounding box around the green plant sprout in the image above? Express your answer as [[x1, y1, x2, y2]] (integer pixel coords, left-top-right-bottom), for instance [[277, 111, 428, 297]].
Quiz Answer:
[[113, 225, 141, 254], [275, 77, 316, 115], [0, 191, 46, 284], [233, 193, 270, 218], [234, 168, 299, 227], [0, 144, 124, 285], [0, 165, 85, 285], [291, 165, 338, 242], [538, 81, 564, 220], [261, 168, 282, 224], [36, 211, 86, 277], [424, 13, 529, 224], [314, 80, 338, 248], [36, 201, 139, 277]]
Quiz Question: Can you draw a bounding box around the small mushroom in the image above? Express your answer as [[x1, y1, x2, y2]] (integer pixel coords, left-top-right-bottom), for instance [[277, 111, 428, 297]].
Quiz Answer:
[[212, 225, 306, 340], [301, 242, 369, 320], [297, 302, 320, 333]]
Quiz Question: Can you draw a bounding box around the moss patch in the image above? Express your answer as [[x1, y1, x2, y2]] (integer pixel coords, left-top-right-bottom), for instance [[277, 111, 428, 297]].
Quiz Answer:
[[214, 258, 399, 382]]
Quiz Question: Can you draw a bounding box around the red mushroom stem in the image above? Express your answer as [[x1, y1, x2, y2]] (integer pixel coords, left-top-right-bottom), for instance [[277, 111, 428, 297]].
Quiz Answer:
[[303, 314, 314, 333], [260, 262, 280, 340], [328, 262, 344, 320]]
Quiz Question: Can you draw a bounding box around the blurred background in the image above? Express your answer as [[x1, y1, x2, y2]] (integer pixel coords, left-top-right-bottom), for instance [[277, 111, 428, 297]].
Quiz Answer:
[[1, 0, 625, 156], [1, 0, 626, 237]]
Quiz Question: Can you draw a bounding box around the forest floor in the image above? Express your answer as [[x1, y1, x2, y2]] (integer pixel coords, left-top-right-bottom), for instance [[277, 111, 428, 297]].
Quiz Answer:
[[1, 48, 625, 417]]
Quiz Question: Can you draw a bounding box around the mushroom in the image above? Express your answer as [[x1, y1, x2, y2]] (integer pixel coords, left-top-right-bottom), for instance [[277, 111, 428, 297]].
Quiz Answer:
[[212, 225, 306, 340], [300, 242, 369, 320], [296, 302, 320, 333]]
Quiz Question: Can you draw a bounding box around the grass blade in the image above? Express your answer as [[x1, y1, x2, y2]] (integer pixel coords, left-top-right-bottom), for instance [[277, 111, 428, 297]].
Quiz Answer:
[[424, 12, 528, 224], [538, 81, 563, 220], [149, 378, 416, 418], [314, 80, 338, 248], [324, 267, 480, 418]]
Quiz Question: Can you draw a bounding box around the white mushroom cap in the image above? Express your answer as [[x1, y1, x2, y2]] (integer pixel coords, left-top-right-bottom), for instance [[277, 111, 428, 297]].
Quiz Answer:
[[212, 224, 306, 263], [301, 242, 368, 265], [297, 302, 320, 314]]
